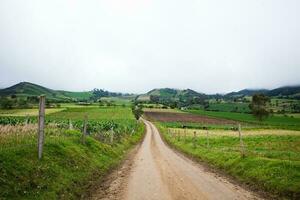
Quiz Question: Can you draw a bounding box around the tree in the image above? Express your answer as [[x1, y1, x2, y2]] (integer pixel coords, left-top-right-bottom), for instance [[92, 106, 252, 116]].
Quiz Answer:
[[249, 94, 270, 121], [149, 95, 160, 104], [0, 98, 14, 109], [203, 101, 209, 110], [132, 104, 143, 120]]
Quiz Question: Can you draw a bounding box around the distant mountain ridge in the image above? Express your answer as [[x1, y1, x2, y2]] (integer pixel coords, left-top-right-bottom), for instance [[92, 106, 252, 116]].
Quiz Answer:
[[225, 86, 300, 99], [138, 85, 300, 101], [1, 82, 300, 101], [0, 82, 93, 101], [225, 89, 269, 97]]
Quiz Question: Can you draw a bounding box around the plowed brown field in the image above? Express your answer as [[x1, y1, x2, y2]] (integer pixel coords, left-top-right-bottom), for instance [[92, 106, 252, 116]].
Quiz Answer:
[[144, 111, 237, 125]]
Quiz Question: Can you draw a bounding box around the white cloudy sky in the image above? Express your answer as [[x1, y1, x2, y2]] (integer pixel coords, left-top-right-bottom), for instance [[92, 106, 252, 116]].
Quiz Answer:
[[0, 0, 299, 94]]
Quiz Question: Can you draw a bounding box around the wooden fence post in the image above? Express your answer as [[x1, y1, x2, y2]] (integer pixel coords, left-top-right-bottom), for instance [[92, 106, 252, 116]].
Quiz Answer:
[[206, 129, 210, 148], [238, 124, 245, 157], [69, 119, 73, 130], [38, 95, 45, 160], [82, 115, 87, 144], [193, 131, 197, 148], [110, 128, 114, 144], [25, 114, 29, 125]]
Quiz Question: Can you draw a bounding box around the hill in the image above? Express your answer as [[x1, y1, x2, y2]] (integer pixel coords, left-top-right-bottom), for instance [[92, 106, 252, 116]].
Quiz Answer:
[[225, 86, 300, 99], [137, 88, 206, 101], [0, 82, 93, 101], [225, 89, 269, 98], [267, 86, 300, 99], [137, 88, 207, 108]]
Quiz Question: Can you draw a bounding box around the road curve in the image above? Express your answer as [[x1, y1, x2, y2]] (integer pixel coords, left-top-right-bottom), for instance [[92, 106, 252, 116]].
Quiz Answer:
[[92, 119, 262, 200]]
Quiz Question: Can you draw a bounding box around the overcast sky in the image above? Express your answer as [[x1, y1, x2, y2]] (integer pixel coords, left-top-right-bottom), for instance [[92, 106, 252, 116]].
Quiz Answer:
[[0, 0, 299, 94]]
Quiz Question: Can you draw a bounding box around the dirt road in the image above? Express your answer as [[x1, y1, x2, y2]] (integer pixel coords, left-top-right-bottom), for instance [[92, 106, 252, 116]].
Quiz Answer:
[[92, 120, 261, 200]]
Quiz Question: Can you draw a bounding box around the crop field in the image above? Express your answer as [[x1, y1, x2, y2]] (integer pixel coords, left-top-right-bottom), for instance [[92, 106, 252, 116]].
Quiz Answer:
[[207, 102, 250, 113], [144, 111, 238, 125], [187, 109, 300, 130], [0, 104, 145, 199], [48, 107, 134, 120], [158, 124, 300, 198], [0, 108, 65, 116]]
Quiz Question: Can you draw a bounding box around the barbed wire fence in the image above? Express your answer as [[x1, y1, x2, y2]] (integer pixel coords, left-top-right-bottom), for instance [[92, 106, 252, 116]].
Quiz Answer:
[[0, 96, 138, 158], [166, 125, 298, 169]]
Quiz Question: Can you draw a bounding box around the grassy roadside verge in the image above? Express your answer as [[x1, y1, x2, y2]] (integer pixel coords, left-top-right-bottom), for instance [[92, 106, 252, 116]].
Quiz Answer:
[[0, 123, 145, 199], [155, 122, 300, 199]]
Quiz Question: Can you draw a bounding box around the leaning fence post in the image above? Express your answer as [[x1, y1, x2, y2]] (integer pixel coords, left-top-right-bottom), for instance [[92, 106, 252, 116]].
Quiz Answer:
[[238, 124, 245, 157], [82, 115, 88, 144], [38, 95, 45, 160]]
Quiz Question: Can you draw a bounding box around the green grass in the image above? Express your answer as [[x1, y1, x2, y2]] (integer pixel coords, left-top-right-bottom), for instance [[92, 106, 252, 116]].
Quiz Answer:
[[0, 108, 65, 116], [207, 102, 250, 113], [0, 124, 145, 199], [157, 123, 300, 199], [187, 109, 300, 130], [48, 107, 134, 121], [0, 105, 145, 199]]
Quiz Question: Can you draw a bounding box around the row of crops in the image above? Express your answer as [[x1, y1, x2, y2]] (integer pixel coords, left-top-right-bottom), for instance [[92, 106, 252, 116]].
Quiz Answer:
[[0, 115, 139, 135], [0, 106, 144, 150]]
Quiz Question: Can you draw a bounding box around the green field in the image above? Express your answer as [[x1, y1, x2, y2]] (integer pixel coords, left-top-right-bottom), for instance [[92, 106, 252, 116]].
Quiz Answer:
[[48, 107, 134, 121], [157, 124, 300, 198], [187, 109, 300, 130], [0, 108, 65, 116], [0, 105, 145, 199], [207, 102, 250, 113]]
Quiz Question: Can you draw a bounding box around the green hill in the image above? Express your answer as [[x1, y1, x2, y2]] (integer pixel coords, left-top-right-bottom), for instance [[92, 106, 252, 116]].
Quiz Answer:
[[225, 89, 269, 98], [225, 86, 300, 99], [137, 88, 207, 103], [267, 86, 300, 99], [0, 82, 93, 101]]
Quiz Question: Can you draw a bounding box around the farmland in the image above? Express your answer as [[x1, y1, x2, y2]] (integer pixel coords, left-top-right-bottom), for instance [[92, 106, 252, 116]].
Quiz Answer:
[[143, 108, 300, 199], [206, 102, 251, 113], [144, 111, 237, 125], [1, 83, 300, 199], [0, 104, 145, 199], [0, 108, 65, 116], [187, 109, 300, 130]]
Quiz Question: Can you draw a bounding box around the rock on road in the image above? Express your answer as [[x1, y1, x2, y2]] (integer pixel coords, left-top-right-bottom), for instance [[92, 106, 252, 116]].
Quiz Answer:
[[92, 120, 262, 200]]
